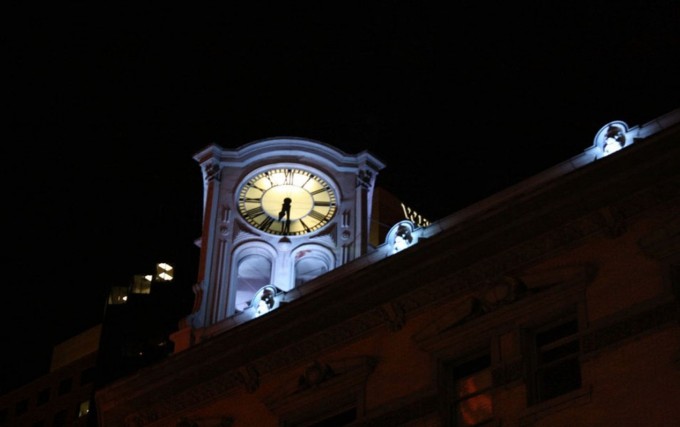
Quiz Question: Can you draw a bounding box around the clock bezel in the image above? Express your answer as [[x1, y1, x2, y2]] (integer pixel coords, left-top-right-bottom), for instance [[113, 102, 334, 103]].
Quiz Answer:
[[236, 166, 338, 236]]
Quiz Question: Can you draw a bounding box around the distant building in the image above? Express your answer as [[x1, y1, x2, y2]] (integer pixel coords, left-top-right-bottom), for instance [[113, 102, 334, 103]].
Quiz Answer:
[[0, 264, 184, 427], [97, 263, 187, 388], [0, 325, 101, 427], [95, 109, 680, 426]]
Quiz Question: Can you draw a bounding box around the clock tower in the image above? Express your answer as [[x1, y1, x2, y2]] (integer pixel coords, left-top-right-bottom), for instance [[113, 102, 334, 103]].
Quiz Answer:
[[175, 137, 385, 347]]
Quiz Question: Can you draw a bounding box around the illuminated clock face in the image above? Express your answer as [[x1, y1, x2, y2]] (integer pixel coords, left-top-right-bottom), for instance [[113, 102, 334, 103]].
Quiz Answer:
[[237, 168, 338, 236]]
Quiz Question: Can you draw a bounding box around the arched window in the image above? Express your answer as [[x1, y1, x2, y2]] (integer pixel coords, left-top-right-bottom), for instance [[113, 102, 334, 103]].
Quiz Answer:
[[293, 246, 335, 287], [235, 253, 272, 312]]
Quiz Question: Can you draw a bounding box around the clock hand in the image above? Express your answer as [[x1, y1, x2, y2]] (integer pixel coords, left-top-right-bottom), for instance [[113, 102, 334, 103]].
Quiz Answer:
[[278, 197, 292, 221], [279, 198, 292, 235]]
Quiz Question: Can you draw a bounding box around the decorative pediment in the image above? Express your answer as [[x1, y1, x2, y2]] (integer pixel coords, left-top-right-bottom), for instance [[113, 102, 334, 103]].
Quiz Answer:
[[379, 301, 406, 332], [236, 365, 260, 393], [262, 356, 377, 418], [594, 206, 627, 238], [638, 215, 680, 261], [413, 264, 596, 351], [411, 297, 483, 346], [517, 263, 596, 291]]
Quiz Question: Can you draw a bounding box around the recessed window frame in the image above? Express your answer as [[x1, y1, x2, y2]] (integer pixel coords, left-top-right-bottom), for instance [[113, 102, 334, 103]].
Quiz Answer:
[[37, 387, 51, 406], [413, 265, 593, 425], [57, 377, 72, 396], [14, 399, 29, 416], [441, 350, 495, 427], [523, 309, 583, 406], [80, 366, 96, 386], [53, 409, 67, 427]]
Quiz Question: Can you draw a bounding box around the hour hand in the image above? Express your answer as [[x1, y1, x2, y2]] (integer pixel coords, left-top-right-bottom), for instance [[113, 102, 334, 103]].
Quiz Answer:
[[278, 197, 292, 220]]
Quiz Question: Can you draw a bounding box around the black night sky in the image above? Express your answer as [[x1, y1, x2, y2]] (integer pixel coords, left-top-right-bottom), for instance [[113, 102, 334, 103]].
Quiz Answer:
[[3, 3, 679, 393]]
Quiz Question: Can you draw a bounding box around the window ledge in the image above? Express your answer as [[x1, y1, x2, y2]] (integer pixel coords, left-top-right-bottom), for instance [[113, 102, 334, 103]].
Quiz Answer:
[[519, 385, 592, 426]]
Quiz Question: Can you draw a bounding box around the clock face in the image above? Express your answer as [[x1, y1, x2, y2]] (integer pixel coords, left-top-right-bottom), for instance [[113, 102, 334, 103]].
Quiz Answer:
[[237, 168, 338, 236]]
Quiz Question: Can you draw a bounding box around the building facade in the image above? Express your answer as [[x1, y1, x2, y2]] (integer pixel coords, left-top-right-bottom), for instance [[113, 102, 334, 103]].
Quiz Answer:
[[0, 326, 101, 427], [94, 109, 680, 426]]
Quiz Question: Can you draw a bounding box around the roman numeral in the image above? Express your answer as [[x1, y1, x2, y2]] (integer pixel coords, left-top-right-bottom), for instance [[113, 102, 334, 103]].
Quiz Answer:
[[283, 169, 294, 185], [258, 216, 275, 231], [314, 201, 333, 207], [245, 206, 265, 218], [242, 197, 261, 203], [299, 218, 311, 233], [265, 172, 274, 187], [247, 183, 266, 193], [301, 174, 313, 188], [310, 187, 328, 196], [308, 210, 327, 221]]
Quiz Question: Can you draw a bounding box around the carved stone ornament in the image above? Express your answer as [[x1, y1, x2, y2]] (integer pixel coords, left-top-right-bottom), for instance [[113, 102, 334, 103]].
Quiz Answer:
[[237, 365, 260, 393], [298, 360, 335, 389], [379, 301, 406, 332], [205, 162, 221, 182], [263, 356, 377, 416]]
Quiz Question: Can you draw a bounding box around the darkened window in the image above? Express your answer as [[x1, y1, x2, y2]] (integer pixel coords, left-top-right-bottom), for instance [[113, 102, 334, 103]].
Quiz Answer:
[[58, 378, 72, 395], [80, 366, 96, 385], [445, 353, 494, 427], [308, 407, 356, 427], [526, 315, 581, 405], [32, 420, 45, 427], [15, 399, 29, 415], [53, 410, 67, 427], [0, 408, 7, 426], [283, 406, 356, 427], [37, 387, 50, 406]]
